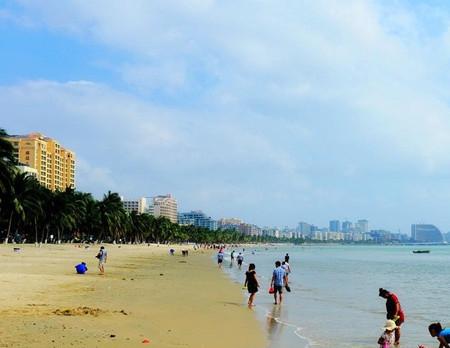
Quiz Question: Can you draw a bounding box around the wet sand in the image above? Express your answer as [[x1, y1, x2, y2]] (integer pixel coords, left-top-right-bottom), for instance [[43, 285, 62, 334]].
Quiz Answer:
[[0, 244, 266, 348]]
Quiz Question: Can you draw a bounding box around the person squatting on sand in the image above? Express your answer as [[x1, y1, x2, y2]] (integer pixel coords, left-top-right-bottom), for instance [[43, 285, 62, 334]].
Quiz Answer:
[[244, 263, 259, 308], [378, 320, 397, 348], [96, 246, 107, 275], [379, 288, 405, 345], [75, 262, 88, 274], [271, 261, 288, 305]]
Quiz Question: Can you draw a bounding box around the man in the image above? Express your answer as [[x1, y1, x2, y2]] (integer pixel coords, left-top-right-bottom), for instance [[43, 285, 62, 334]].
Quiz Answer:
[[271, 261, 288, 305], [75, 262, 88, 274], [236, 253, 244, 270], [230, 250, 236, 262], [379, 288, 405, 345], [96, 246, 108, 275], [284, 253, 290, 263]]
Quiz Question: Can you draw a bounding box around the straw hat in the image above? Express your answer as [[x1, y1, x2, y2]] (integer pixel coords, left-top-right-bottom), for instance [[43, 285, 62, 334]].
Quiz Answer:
[[383, 320, 398, 331]]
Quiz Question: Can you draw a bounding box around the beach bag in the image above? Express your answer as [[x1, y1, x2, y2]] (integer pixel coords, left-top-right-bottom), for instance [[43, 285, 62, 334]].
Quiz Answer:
[[268, 287, 275, 294], [285, 285, 291, 292]]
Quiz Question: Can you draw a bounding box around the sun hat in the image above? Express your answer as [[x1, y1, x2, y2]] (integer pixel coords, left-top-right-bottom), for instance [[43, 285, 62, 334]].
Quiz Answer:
[[383, 320, 398, 331]]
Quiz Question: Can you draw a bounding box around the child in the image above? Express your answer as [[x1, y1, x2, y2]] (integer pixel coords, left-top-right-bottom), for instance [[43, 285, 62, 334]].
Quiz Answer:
[[244, 263, 259, 308], [378, 320, 397, 348], [428, 322, 450, 348]]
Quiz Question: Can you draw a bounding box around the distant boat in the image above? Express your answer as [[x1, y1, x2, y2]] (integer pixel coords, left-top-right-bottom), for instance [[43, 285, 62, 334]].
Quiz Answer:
[[412, 250, 430, 254]]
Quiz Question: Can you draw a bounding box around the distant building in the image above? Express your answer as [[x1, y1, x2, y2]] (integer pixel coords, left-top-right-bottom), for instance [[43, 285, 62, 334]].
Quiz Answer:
[[356, 219, 369, 233], [148, 194, 178, 223], [238, 223, 262, 236], [329, 220, 340, 232], [411, 224, 443, 243], [122, 197, 147, 215], [218, 218, 244, 231], [5, 132, 75, 191], [296, 222, 312, 235], [342, 221, 352, 233], [178, 210, 218, 230]]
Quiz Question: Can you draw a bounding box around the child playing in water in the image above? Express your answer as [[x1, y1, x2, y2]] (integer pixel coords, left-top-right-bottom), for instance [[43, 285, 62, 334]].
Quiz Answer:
[[427, 322, 450, 348], [378, 320, 397, 348]]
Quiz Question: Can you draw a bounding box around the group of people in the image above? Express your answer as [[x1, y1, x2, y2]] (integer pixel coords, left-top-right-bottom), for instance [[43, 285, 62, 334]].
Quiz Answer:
[[74, 246, 108, 275], [218, 248, 449, 347], [377, 288, 450, 348], [218, 249, 292, 308]]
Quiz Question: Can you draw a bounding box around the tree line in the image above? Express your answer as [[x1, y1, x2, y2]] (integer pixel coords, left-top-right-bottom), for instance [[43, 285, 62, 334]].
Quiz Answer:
[[0, 128, 289, 245]]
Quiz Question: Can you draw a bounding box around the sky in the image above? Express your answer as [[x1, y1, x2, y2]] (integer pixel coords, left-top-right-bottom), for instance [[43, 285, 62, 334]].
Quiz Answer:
[[2, 0, 450, 233]]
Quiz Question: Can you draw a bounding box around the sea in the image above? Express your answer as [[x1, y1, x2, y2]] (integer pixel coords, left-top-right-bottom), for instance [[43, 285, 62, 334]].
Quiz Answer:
[[221, 245, 450, 348]]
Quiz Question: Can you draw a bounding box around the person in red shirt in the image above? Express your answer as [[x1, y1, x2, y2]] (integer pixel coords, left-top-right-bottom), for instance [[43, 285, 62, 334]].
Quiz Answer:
[[379, 288, 405, 345]]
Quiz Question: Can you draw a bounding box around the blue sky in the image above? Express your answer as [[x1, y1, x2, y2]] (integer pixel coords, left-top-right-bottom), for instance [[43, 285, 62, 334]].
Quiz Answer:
[[2, 0, 450, 233]]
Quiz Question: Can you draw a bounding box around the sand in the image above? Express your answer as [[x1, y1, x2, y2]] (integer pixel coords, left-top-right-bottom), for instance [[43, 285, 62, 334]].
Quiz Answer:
[[0, 244, 267, 348]]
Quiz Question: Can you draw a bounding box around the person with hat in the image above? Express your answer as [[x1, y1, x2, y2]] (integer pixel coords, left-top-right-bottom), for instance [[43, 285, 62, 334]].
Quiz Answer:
[[378, 320, 397, 348], [379, 288, 405, 345]]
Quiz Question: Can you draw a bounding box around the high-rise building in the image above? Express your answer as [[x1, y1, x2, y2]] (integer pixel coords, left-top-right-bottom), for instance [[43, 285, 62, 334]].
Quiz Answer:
[[356, 219, 369, 233], [411, 224, 443, 243], [148, 194, 178, 223], [6, 133, 75, 191], [296, 222, 312, 235], [329, 220, 340, 232], [178, 210, 218, 230], [342, 221, 352, 233], [122, 197, 147, 215]]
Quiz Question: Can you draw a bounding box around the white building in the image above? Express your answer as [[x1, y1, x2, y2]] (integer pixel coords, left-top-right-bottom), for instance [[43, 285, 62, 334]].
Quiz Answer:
[[148, 194, 178, 223], [122, 197, 147, 215], [17, 164, 39, 178]]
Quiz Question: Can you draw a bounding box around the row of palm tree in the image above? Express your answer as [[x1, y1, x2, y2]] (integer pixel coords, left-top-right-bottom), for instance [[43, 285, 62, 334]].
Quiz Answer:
[[0, 128, 282, 245]]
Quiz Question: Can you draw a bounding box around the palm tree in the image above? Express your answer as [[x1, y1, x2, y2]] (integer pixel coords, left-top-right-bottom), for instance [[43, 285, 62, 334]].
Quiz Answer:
[[98, 191, 127, 242], [2, 172, 41, 243]]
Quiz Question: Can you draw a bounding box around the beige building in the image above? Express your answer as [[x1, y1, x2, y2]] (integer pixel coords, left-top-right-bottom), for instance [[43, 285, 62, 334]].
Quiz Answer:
[[7, 133, 75, 191], [149, 194, 178, 223], [122, 197, 148, 215]]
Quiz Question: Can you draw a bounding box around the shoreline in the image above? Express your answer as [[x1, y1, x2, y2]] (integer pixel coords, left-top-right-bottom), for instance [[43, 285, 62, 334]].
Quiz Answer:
[[0, 244, 267, 348]]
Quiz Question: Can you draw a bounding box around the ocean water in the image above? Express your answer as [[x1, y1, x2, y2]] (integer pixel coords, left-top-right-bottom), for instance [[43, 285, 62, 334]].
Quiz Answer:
[[221, 245, 450, 348]]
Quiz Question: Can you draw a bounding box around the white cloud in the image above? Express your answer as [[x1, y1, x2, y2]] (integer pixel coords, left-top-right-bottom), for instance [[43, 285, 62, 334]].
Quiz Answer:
[[4, 0, 450, 229]]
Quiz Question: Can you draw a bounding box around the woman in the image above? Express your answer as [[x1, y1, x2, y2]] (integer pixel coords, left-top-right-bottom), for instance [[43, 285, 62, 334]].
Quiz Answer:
[[379, 288, 405, 345], [244, 263, 259, 308], [428, 323, 450, 348]]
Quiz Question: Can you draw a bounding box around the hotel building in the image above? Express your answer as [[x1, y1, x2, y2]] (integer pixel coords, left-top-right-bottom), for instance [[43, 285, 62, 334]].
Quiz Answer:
[[148, 194, 178, 223], [6, 133, 75, 191], [122, 197, 148, 215]]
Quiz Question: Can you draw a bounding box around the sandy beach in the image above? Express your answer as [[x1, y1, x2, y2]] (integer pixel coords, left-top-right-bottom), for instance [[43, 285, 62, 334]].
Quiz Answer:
[[0, 244, 266, 348]]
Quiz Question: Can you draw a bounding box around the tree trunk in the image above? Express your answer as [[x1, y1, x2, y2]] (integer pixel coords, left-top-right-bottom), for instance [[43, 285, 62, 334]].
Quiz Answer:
[[4, 210, 13, 244], [34, 218, 38, 247]]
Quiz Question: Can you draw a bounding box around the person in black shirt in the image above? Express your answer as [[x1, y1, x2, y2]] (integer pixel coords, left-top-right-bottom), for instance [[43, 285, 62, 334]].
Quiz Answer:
[[244, 263, 259, 308]]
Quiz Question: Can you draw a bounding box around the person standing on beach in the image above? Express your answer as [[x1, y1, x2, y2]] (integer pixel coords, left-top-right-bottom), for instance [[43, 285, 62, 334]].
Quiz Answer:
[[231, 250, 235, 262], [271, 261, 287, 305], [217, 250, 224, 268], [236, 253, 244, 270], [244, 263, 259, 308], [284, 253, 290, 263], [96, 246, 107, 275], [427, 322, 450, 348], [379, 288, 405, 345]]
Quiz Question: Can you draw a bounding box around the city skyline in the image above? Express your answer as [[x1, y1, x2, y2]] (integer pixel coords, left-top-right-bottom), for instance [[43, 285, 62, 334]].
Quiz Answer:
[[4, 1, 450, 233]]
